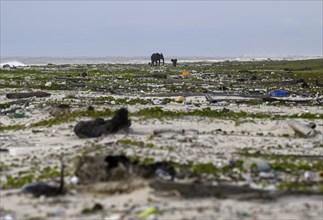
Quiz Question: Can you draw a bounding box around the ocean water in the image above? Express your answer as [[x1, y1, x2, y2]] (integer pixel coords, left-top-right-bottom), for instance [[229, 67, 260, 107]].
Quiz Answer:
[[0, 56, 320, 67]]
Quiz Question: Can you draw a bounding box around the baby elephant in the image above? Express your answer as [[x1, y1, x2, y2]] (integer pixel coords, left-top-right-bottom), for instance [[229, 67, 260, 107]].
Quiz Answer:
[[171, 59, 177, 67]]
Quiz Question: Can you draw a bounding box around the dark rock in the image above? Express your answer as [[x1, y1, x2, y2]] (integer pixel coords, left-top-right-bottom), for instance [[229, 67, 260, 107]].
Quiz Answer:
[[315, 80, 323, 87], [301, 81, 309, 88], [74, 108, 131, 138], [75, 154, 176, 184], [74, 118, 109, 138], [22, 182, 64, 197], [87, 106, 95, 111], [2, 64, 10, 68], [22, 160, 65, 197], [81, 203, 104, 214], [0, 148, 9, 153], [79, 72, 87, 77], [250, 75, 258, 80], [151, 73, 167, 79], [105, 108, 131, 133], [105, 155, 131, 170]]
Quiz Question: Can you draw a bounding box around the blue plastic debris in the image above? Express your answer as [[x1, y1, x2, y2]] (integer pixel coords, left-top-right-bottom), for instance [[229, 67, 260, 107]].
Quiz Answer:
[[269, 89, 287, 97]]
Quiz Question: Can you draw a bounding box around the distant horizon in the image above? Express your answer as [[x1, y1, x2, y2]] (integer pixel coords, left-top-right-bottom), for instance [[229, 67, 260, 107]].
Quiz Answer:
[[1, 54, 322, 67], [1, 54, 322, 58]]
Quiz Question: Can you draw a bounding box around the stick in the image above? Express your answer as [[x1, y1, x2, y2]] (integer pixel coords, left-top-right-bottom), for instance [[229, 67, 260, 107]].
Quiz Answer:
[[6, 91, 51, 99]]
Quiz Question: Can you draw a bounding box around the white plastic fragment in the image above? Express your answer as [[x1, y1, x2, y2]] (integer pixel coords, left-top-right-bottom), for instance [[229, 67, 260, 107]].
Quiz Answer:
[[70, 176, 79, 185], [287, 120, 316, 137], [3, 214, 14, 220]]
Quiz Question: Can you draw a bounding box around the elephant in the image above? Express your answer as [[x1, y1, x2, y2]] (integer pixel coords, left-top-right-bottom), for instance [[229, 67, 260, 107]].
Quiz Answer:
[[150, 53, 164, 66], [171, 59, 177, 67]]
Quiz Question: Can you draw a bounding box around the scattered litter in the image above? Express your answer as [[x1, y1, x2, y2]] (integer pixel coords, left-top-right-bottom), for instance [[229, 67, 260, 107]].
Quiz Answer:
[[152, 99, 163, 105], [137, 207, 159, 218], [82, 203, 104, 214], [259, 172, 274, 179], [45, 81, 52, 87], [9, 112, 29, 119], [49, 104, 71, 117], [22, 160, 65, 197], [104, 214, 124, 220], [9, 148, 31, 156], [75, 154, 175, 184], [175, 96, 185, 103], [287, 119, 317, 137], [269, 89, 288, 97], [304, 171, 316, 180], [48, 208, 65, 217], [3, 214, 14, 220], [70, 176, 79, 185], [181, 71, 190, 77], [243, 158, 270, 172]]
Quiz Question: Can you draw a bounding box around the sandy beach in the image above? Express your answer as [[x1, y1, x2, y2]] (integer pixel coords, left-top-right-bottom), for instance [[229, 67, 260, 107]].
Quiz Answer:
[[0, 59, 322, 219]]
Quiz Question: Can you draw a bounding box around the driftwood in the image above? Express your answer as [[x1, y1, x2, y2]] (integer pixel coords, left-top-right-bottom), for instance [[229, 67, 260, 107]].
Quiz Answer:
[[6, 92, 51, 99], [0, 107, 22, 115], [151, 181, 280, 199], [151, 180, 322, 199], [234, 152, 323, 160], [205, 94, 218, 103], [153, 129, 185, 135], [263, 97, 312, 103], [137, 73, 168, 79], [54, 76, 91, 81]]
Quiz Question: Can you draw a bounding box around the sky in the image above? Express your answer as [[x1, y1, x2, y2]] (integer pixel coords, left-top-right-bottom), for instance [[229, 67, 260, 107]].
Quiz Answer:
[[0, 0, 322, 57]]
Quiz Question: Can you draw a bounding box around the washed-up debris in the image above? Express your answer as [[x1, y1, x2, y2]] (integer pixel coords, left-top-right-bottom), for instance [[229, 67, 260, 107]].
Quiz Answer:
[[104, 214, 124, 220], [269, 90, 288, 97], [6, 91, 51, 99], [2, 214, 14, 220], [75, 154, 175, 184], [22, 160, 65, 197], [151, 180, 279, 199], [9, 112, 29, 119], [243, 158, 271, 172], [182, 71, 190, 77], [74, 108, 131, 138], [81, 203, 104, 214], [287, 119, 317, 137], [153, 128, 185, 135], [205, 94, 217, 103], [49, 104, 71, 117], [137, 207, 159, 218], [138, 73, 167, 79], [70, 176, 79, 185], [175, 96, 185, 103]]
